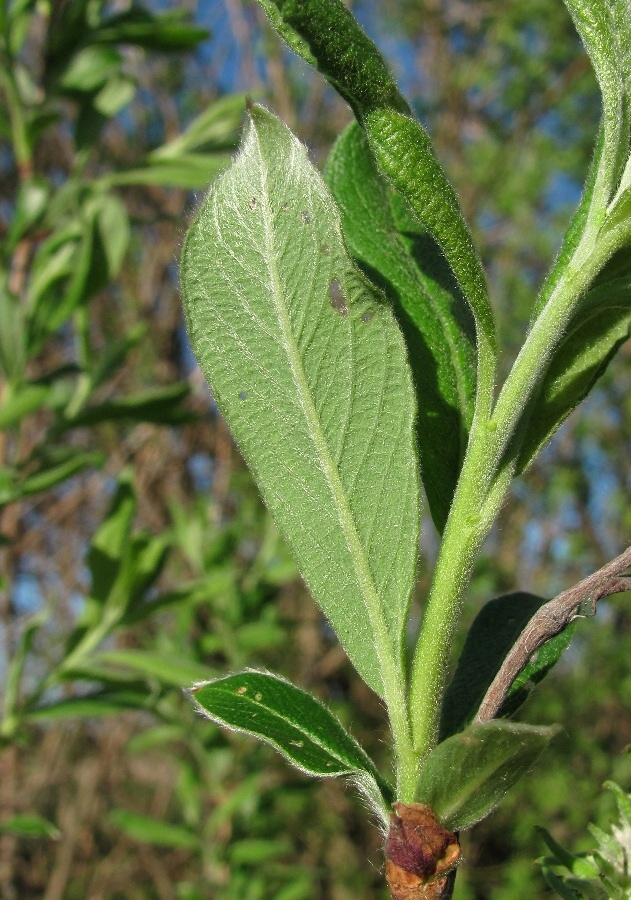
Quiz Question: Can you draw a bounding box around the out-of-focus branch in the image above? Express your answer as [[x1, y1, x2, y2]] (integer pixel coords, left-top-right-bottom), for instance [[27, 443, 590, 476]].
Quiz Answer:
[[475, 546, 631, 722]]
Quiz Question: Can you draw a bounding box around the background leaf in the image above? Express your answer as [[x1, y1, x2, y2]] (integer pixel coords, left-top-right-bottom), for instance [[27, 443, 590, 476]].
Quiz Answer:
[[326, 122, 476, 532], [417, 720, 559, 831], [181, 103, 419, 699]]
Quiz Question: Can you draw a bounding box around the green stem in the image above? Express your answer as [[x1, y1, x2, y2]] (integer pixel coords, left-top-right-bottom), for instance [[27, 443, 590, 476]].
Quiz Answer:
[[409, 424, 498, 759], [409, 206, 628, 765]]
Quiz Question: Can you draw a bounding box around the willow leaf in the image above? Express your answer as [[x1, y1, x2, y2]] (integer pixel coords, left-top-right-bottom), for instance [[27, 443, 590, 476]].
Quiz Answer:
[[181, 104, 419, 700]]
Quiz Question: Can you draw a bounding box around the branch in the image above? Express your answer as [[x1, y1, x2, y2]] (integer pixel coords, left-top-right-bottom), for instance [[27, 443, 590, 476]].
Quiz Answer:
[[475, 545, 631, 723]]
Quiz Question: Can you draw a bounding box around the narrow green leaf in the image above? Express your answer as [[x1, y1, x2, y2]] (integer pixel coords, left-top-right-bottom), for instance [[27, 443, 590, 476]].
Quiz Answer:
[[516, 268, 631, 471], [440, 592, 573, 739], [192, 671, 391, 821], [530, 128, 605, 322], [0, 286, 26, 382], [65, 383, 194, 428], [256, 0, 496, 368], [60, 45, 122, 92], [27, 690, 151, 722], [364, 109, 495, 357], [0, 814, 61, 840], [0, 384, 50, 430], [94, 8, 208, 52], [149, 94, 247, 160], [92, 650, 215, 687], [93, 194, 130, 277], [326, 122, 475, 532], [109, 809, 200, 849], [7, 177, 49, 250], [87, 472, 135, 601], [230, 838, 291, 864], [181, 103, 419, 699], [104, 154, 231, 189], [19, 450, 104, 496], [416, 720, 559, 831]]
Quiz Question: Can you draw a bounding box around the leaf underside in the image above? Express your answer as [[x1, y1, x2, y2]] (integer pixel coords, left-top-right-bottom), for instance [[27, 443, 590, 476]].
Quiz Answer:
[[180, 104, 420, 697]]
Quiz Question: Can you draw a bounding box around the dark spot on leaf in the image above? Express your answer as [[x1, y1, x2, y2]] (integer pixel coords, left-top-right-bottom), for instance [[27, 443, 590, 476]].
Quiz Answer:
[[239, 391, 247, 400], [248, 197, 258, 210], [361, 311, 373, 323], [301, 210, 311, 224], [320, 244, 330, 255], [281, 203, 289, 212], [329, 279, 348, 317]]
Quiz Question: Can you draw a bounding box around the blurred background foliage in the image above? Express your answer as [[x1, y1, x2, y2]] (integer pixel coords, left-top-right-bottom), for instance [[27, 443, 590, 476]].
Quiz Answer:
[[0, 0, 629, 897]]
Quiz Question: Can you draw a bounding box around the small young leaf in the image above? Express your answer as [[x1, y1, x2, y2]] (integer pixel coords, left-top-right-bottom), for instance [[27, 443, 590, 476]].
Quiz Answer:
[[416, 720, 559, 831], [326, 122, 476, 532], [440, 592, 573, 739], [181, 103, 419, 700], [516, 268, 631, 471], [192, 671, 392, 821]]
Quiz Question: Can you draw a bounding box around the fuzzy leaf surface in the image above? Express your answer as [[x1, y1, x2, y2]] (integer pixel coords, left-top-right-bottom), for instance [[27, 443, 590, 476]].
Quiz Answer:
[[417, 720, 559, 831], [256, 0, 495, 362], [326, 122, 475, 532], [192, 671, 392, 816], [562, 0, 631, 197], [181, 104, 419, 697], [516, 267, 631, 471]]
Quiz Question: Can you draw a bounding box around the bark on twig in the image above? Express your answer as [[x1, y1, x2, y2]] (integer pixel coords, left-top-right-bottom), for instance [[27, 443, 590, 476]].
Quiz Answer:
[[475, 545, 631, 723]]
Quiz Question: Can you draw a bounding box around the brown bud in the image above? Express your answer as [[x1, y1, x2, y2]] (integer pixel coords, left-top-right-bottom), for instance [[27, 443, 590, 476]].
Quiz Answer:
[[385, 803, 461, 900]]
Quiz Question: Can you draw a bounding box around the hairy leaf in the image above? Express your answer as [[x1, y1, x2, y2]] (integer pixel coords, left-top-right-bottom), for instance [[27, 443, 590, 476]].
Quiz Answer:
[[516, 267, 631, 471], [181, 103, 419, 698], [562, 0, 631, 199], [326, 122, 475, 532], [417, 720, 559, 831], [256, 0, 495, 367], [192, 671, 391, 821]]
